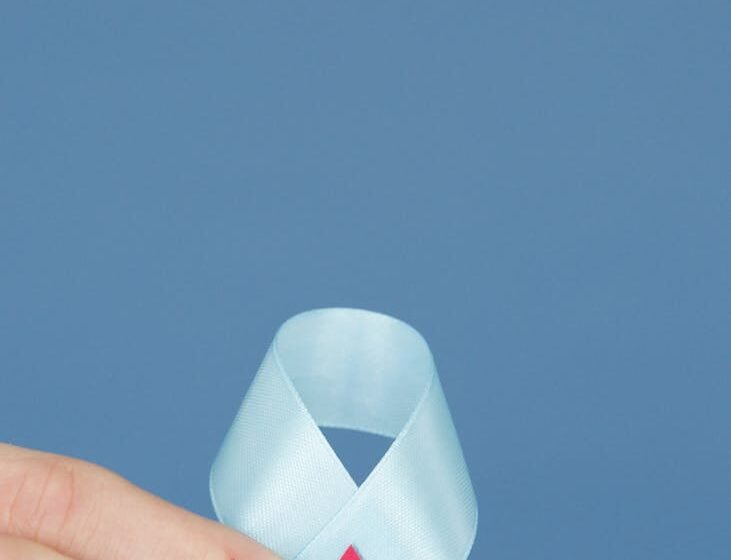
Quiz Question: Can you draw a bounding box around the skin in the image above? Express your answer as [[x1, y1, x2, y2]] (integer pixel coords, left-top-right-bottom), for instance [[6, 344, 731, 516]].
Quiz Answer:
[[0, 444, 279, 560]]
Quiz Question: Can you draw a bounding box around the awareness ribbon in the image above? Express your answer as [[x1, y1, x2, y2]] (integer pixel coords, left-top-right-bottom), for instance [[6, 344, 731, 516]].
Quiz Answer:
[[210, 308, 478, 560]]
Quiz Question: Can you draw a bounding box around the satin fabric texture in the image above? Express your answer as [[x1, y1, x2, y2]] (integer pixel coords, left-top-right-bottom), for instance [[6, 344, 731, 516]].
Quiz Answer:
[[210, 308, 478, 560]]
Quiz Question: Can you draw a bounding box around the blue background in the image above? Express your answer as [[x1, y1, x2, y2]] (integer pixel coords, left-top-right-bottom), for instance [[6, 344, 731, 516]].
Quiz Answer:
[[1, 2, 729, 559]]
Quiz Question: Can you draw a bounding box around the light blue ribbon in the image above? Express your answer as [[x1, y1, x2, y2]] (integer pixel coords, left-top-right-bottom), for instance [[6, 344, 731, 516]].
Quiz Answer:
[[210, 308, 478, 559]]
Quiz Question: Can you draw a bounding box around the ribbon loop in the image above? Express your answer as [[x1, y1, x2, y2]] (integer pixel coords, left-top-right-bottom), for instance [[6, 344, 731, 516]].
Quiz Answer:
[[211, 308, 478, 560]]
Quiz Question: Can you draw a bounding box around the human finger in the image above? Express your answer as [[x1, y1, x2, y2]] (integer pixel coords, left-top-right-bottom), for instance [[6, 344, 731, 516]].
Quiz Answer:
[[0, 443, 278, 560]]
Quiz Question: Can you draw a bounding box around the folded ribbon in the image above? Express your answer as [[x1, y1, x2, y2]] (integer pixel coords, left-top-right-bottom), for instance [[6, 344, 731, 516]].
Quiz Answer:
[[210, 308, 478, 560]]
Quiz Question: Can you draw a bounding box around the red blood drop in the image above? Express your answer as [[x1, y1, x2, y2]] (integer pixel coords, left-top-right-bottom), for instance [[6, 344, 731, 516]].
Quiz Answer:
[[340, 544, 361, 560]]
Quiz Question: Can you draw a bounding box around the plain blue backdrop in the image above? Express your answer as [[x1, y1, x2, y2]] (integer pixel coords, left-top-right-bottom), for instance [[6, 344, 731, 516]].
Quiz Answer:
[[1, 2, 729, 559]]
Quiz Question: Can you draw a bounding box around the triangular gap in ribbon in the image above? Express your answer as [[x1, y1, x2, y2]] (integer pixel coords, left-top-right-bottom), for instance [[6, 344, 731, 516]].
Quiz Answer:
[[321, 427, 393, 486]]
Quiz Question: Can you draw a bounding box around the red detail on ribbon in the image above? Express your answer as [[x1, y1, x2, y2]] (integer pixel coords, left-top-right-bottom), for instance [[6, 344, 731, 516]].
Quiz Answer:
[[340, 545, 361, 560]]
